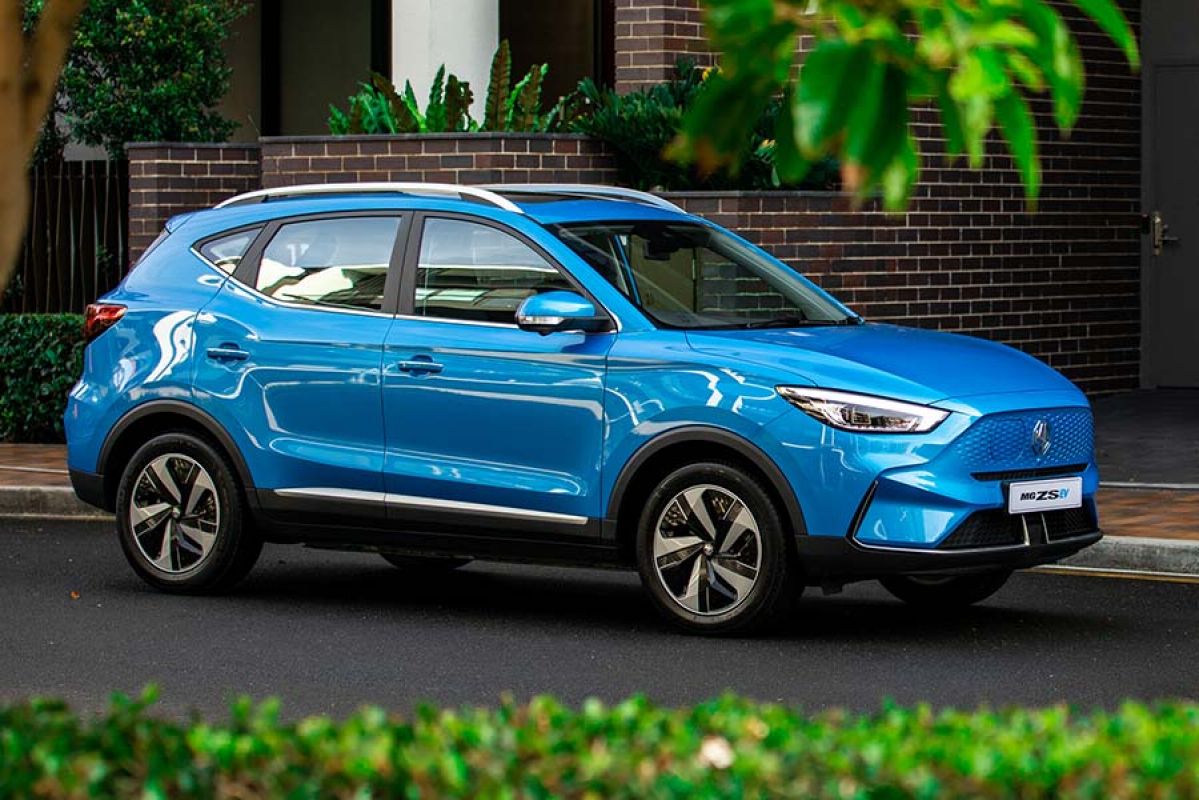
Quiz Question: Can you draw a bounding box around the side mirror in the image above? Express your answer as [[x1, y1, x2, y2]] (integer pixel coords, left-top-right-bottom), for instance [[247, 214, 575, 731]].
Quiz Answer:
[[515, 291, 611, 335]]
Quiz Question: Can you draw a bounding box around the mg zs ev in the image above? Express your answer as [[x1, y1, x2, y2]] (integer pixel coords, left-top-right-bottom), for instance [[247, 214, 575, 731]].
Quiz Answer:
[[66, 183, 1101, 634]]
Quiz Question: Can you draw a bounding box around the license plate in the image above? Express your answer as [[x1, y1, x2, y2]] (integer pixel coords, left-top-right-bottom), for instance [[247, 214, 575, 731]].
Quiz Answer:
[[1008, 477, 1083, 514]]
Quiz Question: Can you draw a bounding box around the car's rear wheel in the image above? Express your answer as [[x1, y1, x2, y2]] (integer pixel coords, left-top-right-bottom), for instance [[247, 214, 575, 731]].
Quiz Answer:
[[379, 553, 472, 571], [880, 570, 1012, 608], [635, 462, 796, 635], [115, 432, 261, 593]]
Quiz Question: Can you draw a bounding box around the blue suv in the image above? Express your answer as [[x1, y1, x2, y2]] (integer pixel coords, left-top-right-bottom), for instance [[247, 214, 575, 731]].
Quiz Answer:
[[66, 183, 1101, 634]]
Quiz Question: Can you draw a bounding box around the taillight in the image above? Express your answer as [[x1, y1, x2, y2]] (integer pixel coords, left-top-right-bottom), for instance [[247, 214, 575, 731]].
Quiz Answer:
[[84, 303, 126, 343]]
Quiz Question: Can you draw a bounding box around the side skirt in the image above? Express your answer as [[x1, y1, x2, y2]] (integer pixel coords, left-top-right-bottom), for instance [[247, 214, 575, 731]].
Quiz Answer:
[[252, 488, 623, 567]]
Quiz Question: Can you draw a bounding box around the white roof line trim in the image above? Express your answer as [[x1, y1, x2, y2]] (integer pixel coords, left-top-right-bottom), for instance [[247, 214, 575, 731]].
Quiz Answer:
[[481, 183, 686, 213], [215, 182, 524, 213]]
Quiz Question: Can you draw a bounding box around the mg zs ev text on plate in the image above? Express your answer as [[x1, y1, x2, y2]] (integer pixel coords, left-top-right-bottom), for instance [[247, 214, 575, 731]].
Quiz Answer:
[[66, 183, 1101, 634]]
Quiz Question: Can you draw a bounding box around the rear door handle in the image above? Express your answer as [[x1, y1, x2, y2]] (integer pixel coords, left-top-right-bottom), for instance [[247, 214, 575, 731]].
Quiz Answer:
[[207, 345, 249, 362], [397, 358, 444, 375]]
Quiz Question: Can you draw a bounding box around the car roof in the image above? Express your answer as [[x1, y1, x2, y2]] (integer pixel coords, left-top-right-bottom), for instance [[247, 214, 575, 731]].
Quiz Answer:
[[170, 187, 697, 240]]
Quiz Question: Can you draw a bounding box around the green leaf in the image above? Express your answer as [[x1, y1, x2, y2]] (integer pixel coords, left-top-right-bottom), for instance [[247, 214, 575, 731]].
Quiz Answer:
[[772, 87, 810, 183], [425, 64, 447, 131], [444, 75, 473, 132], [882, 131, 921, 212], [484, 39, 512, 131], [994, 91, 1041, 204], [795, 41, 863, 156], [1071, 0, 1140, 67], [935, 77, 966, 160]]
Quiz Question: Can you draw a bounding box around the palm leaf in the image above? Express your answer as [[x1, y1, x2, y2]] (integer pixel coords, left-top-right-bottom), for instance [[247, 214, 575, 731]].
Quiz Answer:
[[484, 39, 512, 130], [445, 75, 474, 131]]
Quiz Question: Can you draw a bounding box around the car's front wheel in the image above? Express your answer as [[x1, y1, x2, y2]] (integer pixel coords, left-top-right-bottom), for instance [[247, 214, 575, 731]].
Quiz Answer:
[[880, 570, 1012, 608], [115, 432, 261, 593], [635, 462, 796, 635]]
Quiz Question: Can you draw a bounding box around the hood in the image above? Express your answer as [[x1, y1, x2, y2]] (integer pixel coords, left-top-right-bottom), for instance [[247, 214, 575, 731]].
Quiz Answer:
[[686, 323, 1080, 407]]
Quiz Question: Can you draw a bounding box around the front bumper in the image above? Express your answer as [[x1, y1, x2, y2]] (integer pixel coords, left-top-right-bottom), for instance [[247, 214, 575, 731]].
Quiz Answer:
[[795, 529, 1102, 581]]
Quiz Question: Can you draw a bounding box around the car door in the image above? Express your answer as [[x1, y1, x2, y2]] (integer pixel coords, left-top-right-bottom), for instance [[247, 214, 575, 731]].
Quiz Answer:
[[192, 212, 409, 521], [382, 214, 613, 538]]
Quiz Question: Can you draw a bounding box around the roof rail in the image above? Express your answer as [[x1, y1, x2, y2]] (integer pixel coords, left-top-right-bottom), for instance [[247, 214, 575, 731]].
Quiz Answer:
[[483, 184, 686, 213], [215, 182, 525, 213]]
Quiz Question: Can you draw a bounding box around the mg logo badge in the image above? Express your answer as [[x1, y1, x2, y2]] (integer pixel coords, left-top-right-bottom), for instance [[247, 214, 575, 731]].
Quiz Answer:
[[1031, 419, 1052, 457]]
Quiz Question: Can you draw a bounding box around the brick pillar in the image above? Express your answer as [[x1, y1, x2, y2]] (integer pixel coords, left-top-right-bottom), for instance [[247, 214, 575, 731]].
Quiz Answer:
[[126, 143, 262, 263], [614, 0, 715, 93]]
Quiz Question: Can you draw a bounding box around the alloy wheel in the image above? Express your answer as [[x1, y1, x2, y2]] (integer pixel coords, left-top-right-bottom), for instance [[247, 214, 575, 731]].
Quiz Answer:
[[128, 453, 221, 574], [652, 484, 762, 615]]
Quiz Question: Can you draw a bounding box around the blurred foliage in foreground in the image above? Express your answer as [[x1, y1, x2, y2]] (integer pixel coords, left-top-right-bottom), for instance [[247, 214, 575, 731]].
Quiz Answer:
[[672, 0, 1139, 211], [2, 687, 1198, 798]]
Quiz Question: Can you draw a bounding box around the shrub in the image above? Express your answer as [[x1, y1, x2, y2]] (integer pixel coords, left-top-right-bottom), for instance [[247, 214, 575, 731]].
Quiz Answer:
[[0, 314, 84, 443], [330, 40, 579, 135], [25, 0, 247, 160], [573, 62, 839, 192], [2, 689, 1198, 798]]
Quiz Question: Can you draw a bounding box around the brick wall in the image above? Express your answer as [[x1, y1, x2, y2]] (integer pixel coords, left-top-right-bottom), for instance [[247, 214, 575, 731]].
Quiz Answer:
[[614, 0, 715, 93], [126, 143, 261, 260], [259, 134, 617, 188]]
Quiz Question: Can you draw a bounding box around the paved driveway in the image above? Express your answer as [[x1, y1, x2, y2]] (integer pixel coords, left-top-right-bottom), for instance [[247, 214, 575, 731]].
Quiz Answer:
[[2, 519, 1196, 719]]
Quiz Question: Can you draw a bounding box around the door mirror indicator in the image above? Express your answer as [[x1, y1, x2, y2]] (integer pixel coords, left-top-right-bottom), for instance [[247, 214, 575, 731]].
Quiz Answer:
[[515, 291, 611, 335]]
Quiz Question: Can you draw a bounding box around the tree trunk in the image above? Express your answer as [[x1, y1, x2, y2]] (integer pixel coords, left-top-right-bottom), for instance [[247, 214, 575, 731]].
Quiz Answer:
[[0, 0, 87, 301]]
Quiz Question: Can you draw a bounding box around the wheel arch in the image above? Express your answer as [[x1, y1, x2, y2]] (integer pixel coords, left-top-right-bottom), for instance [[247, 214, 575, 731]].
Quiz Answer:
[[606, 426, 807, 560], [98, 400, 256, 511]]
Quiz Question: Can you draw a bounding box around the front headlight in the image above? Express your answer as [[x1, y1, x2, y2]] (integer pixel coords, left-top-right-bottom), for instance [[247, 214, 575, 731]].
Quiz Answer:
[[777, 387, 949, 434]]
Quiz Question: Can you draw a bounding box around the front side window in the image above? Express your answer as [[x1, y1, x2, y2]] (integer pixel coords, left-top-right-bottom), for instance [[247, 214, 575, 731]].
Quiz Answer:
[[198, 227, 261, 274], [415, 218, 574, 324], [553, 221, 856, 329], [256, 217, 399, 311]]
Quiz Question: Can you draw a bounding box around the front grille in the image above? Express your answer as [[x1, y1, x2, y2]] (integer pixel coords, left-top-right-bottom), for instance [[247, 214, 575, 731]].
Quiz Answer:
[[948, 409, 1093, 474], [939, 507, 1098, 550], [972, 464, 1088, 482]]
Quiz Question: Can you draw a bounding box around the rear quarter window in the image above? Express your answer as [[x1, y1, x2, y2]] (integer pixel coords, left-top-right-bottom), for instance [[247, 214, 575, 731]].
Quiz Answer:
[[196, 227, 263, 274]]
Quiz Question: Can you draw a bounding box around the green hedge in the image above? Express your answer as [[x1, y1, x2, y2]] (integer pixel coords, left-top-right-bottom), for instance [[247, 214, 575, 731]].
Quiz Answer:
[[0, 314, 85, 443], [2, 690, 1197, 798]]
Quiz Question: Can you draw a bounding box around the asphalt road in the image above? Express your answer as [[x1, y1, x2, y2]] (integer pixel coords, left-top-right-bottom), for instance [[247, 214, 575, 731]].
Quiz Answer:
[[2, 518, 1196, 720]]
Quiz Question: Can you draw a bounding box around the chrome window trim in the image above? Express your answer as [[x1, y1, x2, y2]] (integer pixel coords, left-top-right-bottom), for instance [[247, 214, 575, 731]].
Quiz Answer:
[[392, 312, 618, 333], [273, 487, 590, 526]]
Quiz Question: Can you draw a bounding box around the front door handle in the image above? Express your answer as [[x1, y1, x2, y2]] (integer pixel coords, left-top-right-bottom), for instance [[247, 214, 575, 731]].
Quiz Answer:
[[206, 345, 249, 362], [397, 357, 444, 375]]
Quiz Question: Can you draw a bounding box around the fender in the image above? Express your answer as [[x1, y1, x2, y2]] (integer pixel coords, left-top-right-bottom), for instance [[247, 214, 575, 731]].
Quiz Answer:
[[98, 399, 257, 499], [605, 425, 807, 537]]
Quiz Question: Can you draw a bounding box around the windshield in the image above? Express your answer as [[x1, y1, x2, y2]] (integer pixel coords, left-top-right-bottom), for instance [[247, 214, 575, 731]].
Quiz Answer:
[[551, 221, 857, 329]]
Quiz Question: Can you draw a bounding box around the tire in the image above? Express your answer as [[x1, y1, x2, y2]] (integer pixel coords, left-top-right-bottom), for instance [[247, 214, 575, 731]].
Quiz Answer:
[[115, 432, 262, 594], [635, 461, 797, 635], [880, 570, 1012, 608], [379, 553, 472, 571]]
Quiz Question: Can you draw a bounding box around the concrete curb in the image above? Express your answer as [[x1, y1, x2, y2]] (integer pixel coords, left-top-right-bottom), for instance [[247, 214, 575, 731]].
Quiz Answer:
[[0, 487, 111, 520], [1, 486, 1197, 576], [1060, 535, 1199, 576]]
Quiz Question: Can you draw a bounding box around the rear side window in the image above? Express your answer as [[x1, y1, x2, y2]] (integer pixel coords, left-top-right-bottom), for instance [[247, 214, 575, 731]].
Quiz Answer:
[[414, 218, 572, 324], [256, 217, 400, 312], [198, 227, 261, 274]]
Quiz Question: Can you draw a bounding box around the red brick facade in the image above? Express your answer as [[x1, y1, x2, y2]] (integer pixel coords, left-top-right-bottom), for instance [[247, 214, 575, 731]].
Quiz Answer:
[[613, 0, 715, 93], [127, 143, 261, 258], [259, 134, 616, 189]]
